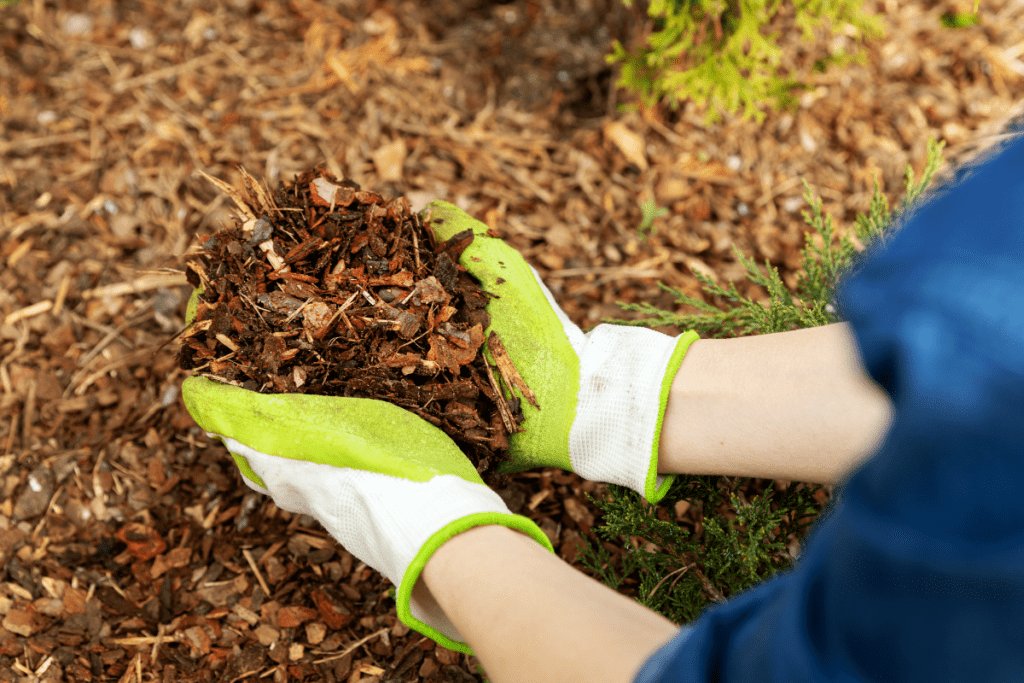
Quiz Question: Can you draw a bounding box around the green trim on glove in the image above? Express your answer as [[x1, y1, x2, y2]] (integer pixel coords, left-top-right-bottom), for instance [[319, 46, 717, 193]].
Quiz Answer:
[[185, 286, 201, 326], [425, 201, 578, 473], [230, 452, 267, 489], [182, 376, 483, 485], [397, 514, 556, 655], [644, 330, 701, 504]]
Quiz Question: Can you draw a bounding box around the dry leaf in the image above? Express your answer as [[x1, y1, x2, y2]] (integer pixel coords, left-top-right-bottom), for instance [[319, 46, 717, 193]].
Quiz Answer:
[[603, 121, 648, 171], [372, 138, 407, 182]]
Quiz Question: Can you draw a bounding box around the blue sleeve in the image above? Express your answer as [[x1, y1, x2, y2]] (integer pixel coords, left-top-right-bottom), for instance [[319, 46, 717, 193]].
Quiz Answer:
[[635, 137, 1024, 683]]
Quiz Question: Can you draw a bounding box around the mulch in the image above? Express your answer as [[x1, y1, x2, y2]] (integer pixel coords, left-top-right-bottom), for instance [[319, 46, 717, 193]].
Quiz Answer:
[[180, 167, 522, 476], [1, 0, 1022, 681]]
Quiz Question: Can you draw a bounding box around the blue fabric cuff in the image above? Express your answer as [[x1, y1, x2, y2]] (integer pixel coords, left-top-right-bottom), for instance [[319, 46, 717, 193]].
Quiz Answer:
[[633, 626, 695, 683]]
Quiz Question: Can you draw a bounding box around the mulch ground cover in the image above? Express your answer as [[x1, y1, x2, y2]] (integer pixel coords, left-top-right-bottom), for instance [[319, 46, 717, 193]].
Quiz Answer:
[[1, 0, 1023, 681]]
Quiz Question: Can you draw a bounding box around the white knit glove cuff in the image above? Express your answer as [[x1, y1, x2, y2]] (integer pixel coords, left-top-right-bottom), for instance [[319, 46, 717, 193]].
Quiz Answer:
[[569, 325, 698, 502], [532, 270, 698, 503]]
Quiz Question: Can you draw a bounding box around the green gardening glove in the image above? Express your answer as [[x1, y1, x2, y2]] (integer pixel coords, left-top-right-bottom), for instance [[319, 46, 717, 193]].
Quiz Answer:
[[181, 336, 553, 654], [425, 201, 699, 504]]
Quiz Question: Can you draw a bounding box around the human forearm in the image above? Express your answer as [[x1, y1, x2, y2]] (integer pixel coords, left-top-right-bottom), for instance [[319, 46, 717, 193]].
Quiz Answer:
[[416, 524, 679, 683], [659, 322, 893, 484]]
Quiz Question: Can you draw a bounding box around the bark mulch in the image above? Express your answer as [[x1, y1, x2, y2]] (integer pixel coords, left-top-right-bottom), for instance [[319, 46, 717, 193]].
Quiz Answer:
[[1, 0, 1023, 681], [180, 168, 524, 475]]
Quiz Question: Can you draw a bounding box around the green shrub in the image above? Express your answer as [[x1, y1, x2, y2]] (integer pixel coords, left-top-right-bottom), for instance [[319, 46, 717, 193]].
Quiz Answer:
[[609, 0, 885, 122], [576, 138, 945, 624]]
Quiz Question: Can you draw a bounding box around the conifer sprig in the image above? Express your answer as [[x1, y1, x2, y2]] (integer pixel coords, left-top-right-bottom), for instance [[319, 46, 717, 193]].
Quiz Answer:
[[610, 0, 885, 122]]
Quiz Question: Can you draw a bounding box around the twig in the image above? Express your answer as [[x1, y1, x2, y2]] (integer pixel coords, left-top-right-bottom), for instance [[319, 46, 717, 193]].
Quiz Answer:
[[312, 628, 390, 664], [692, 565, 725, 602], [63, 308, 153, 399], [112, 51, 222, 93], [69, 348, 154, 397], [67, 311, 127, 337], [527, 488, 550, 511], [411, 223, 421, 273], [482, 358, 517, 434], [284, 298, 313, 324], [242, 548, 271, 597], [74, 306, 150, 371], [215, 333, 240, 352], [34, 655, 54, 677], [22, 380, 35, 448], [487, 331, 538, 408], [0, 131, 89, 155], [52, 273, 72, 317], [103, 571, 135, 604], [239, 293, 269, 326], [3, 413, 18, 456], [547, 266, 661, 279], [257, 540, 287, 568], [150, 624, 167, 667], [646, 562, 695, 601], [395, 327, 432, 351], [107, 634, 182, 646], [3, 300, 52, 325], [81, 272, 189, 299]]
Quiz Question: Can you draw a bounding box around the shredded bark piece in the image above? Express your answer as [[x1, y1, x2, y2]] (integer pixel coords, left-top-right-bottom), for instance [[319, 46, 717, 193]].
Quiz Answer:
[[487, 331, 539, 409]]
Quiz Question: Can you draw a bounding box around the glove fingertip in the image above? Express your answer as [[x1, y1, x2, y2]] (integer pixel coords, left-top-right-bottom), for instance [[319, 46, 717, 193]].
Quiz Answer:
[[422, 200, 488, 241]]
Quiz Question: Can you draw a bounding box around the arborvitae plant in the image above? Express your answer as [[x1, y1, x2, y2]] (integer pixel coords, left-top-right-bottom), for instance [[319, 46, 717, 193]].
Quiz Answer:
[[609, 0, 885, 122], [576, 138, 945, 625]]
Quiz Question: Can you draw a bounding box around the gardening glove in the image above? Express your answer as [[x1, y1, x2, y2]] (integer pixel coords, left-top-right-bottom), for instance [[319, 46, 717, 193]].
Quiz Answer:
[[425, 201, 700, 505], [181, 375, 554, 655]]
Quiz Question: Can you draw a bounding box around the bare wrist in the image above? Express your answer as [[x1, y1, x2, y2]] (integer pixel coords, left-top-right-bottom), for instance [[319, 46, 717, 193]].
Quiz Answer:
[[658, 324, 893, 484]]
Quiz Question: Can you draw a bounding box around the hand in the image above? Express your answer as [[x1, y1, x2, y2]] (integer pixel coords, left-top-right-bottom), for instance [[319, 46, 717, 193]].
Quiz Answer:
[[180, 299, 554, 655], [182, 376, 553, 654], [425, 202, 699, 503]]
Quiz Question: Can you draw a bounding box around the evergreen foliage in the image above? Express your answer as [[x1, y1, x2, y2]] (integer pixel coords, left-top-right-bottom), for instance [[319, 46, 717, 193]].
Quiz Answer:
[[576, 138, 945, 624], [609, 0, 884, 122]]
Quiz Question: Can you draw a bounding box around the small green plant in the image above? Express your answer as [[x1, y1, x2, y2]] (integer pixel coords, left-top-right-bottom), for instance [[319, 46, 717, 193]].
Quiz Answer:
[[940, 12, 980, 28], [609, 0, 885, 122], [580, 477, 827, 623], [941, 0, 981, 28], [637, 197, 670, 240], [577, 138, 945, 623]]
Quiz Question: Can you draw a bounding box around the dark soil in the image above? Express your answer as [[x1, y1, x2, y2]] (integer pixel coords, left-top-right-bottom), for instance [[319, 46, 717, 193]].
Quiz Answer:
[[178, 168, 522, 477]]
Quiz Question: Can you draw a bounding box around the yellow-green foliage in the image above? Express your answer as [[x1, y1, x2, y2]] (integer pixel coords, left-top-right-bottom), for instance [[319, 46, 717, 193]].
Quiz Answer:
[[610, 0, 884, 122]]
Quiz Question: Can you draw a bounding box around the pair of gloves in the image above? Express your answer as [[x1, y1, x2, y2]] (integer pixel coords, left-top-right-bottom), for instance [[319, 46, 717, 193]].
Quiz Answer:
[[182, 202, 699, 654]]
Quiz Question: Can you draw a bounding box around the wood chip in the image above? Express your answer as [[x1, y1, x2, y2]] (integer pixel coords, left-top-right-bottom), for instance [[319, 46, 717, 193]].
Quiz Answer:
[[487, 331, 539, 409]]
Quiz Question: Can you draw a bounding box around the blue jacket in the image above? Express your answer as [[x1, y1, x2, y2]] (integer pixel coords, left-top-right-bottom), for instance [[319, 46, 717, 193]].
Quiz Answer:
[[635, 135, 1024, 682]]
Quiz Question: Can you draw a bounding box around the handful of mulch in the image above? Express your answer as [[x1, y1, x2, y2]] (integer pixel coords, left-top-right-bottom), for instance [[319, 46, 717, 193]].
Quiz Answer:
[[178, 168, 528, 477]]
